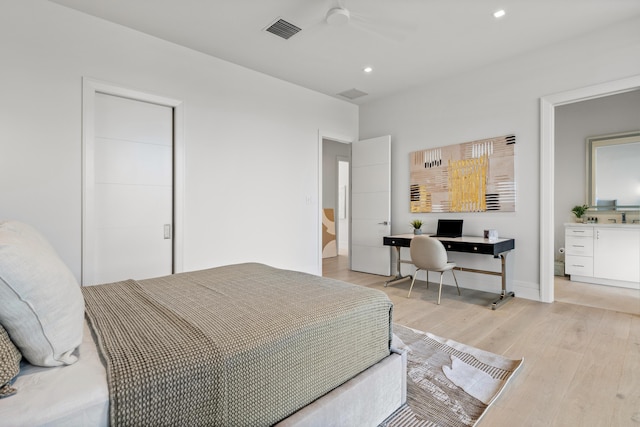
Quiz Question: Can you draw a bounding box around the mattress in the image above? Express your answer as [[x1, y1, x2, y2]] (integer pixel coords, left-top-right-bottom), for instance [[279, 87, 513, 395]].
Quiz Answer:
[[1, 263, 393, 426], [0, 321, 109, 427]]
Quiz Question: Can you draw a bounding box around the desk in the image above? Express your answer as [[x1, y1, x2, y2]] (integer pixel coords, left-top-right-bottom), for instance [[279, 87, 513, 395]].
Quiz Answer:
[[383, 234, 515, 309]]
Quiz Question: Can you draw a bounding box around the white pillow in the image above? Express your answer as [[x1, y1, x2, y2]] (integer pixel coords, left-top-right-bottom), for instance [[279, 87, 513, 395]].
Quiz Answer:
[[0, 220, 84, 367]]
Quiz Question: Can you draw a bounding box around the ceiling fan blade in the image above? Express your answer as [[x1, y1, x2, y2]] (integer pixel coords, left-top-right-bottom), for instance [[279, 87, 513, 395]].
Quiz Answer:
[[349, 11, 417, 43], [298, 18, 330, 40]]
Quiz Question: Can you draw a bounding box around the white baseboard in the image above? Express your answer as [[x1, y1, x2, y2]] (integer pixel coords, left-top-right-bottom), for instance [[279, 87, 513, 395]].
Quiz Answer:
[[570, 275, 639, 290]]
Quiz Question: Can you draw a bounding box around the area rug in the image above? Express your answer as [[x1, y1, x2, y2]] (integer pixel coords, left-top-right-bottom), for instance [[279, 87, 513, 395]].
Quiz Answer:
[[380, 324, 524, 427]]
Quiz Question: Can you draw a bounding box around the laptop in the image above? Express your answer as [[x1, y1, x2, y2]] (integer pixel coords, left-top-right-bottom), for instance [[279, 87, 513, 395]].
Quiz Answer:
[[433, 219, 463, 238]]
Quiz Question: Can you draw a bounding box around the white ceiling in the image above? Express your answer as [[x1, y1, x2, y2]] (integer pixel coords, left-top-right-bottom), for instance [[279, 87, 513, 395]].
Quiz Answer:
[[50, 0, 640, 104]]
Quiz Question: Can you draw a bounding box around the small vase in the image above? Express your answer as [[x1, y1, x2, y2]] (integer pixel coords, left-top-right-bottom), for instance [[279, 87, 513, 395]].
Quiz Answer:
[[575, 217, 584, 223], [414, 229, 422, 235]]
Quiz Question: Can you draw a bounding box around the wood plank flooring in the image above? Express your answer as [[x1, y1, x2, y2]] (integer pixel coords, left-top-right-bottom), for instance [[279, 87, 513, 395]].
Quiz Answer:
[[322, 256, 640, 427]]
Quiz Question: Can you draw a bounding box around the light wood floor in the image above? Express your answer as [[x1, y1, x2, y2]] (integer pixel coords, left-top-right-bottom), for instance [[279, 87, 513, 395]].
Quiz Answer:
[[323, 256, 640, 427]]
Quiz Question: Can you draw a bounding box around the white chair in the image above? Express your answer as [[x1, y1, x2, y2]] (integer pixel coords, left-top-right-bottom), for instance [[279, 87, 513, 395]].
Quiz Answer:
[[407, 235, 460, 304]]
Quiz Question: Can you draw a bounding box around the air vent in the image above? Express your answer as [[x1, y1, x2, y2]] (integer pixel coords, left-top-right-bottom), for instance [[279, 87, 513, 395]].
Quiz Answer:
[[337, 88, 369, 100], [264, 18, 301, 40]]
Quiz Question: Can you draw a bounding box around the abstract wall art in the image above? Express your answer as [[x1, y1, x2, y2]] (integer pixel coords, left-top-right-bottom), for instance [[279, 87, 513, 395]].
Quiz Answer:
[[322, 208, 337, 258], [410, 134, 516, 213]]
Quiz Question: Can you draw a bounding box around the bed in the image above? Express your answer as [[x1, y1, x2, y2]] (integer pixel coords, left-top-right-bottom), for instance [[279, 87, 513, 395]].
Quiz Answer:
[[0, 220, 406, 426]]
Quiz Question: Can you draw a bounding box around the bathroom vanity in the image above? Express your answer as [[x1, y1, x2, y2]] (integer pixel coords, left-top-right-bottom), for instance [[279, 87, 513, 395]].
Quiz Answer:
[[565, 223, 640, 289]]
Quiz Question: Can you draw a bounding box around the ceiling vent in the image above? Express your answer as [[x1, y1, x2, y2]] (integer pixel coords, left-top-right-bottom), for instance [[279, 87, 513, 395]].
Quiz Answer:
[[337, 88, 368, 100], [264, 18, 302, 40]]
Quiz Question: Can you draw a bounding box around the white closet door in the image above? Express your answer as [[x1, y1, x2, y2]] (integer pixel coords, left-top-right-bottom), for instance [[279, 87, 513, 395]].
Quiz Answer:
[[89, 93, 173, 284], [351, 136, 391, 276]]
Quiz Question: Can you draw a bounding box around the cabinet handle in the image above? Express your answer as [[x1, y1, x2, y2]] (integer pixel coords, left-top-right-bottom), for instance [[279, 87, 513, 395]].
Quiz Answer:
[[572, 264, 585, 267], [572, 245, 584, 248]]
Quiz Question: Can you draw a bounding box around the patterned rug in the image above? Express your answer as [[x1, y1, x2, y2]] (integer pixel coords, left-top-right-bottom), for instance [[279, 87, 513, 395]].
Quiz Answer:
[[380, 324, 523, 427]]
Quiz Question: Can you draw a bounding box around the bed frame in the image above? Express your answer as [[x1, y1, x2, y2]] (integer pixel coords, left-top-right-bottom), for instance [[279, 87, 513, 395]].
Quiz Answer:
[[277, 349, 407, 426]]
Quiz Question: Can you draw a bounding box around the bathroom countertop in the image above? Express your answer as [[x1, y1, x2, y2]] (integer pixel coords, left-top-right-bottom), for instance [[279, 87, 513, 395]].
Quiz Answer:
[[565, 222, 640, 228]]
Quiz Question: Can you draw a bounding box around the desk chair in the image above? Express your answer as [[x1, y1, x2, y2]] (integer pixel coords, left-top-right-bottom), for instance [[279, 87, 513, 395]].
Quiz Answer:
[[408, 235, 460, 304]]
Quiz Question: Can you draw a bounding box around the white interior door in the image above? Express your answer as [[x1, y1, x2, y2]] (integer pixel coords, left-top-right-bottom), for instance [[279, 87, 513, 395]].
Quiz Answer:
[[351, 136, 391, 275], [338, 158, 349, 256], [87, 93, 173, 284]]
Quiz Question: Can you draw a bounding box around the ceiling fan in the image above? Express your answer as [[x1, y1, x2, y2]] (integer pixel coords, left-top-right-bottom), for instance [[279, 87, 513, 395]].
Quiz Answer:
[[301, 0, 414, 42], [325, 7, 351, 27]]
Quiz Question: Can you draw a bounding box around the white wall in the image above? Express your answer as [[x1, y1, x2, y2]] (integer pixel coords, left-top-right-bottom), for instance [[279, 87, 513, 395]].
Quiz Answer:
[[360, 16, 640, 300], [555, 90, 640, 258], [0, 0, 358, 280]]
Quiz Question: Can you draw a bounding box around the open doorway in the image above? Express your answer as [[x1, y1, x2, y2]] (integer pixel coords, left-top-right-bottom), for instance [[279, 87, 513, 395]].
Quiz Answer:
[[540, 75, 640, 303], [553, 90, 640, 310], [321, 138, 351, 274]]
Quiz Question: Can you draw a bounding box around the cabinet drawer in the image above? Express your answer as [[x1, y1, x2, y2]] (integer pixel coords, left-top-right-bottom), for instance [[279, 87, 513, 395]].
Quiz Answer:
[[565, 236, 593, 256], [565, 255, 593, 276], [565, 226, 593, 237], [441, 241, 495, 255]]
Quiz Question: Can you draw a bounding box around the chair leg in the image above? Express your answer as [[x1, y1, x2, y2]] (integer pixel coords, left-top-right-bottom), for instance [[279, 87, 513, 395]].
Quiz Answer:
[[407, 268, 421, 298], [451, 269, 461, 295], [437, 272, 444, 305]]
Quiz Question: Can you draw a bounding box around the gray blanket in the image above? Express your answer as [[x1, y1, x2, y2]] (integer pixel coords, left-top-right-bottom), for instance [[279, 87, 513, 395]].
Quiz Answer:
[[83, 263, 392, 426]]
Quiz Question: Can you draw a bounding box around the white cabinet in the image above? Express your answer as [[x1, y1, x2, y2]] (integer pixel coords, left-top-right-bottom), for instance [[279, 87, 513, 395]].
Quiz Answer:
[[564, 224, 640, 289], [564, 226, 594, 277], [593, 227, 640, 284]]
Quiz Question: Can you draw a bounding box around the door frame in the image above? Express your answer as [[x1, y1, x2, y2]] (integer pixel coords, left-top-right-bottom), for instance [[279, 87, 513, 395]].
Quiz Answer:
[[81, 77, 185, 285], [539, 74, 640, 302]]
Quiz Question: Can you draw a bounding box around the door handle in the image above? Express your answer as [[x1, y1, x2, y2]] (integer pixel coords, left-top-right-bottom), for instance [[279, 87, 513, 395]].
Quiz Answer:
[[378, 221, 389, 225]]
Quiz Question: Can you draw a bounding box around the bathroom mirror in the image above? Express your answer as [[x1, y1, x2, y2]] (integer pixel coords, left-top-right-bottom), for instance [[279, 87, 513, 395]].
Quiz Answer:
[[586, 131, 640, 207]]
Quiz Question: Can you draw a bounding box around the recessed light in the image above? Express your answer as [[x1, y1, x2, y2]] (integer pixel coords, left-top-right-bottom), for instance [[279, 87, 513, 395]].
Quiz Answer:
[[363, 66, 373, 73], [493, 9, 506, 18]]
